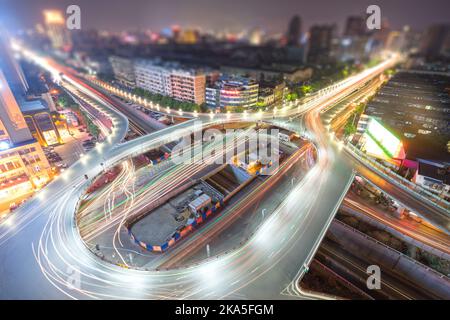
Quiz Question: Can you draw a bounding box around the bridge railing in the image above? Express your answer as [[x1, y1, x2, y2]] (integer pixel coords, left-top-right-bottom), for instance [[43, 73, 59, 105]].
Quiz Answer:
[[345, 142, 450, 213]]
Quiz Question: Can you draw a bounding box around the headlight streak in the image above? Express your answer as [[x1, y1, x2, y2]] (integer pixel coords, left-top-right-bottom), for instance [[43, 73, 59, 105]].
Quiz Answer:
[[1, 44, 398, 299]]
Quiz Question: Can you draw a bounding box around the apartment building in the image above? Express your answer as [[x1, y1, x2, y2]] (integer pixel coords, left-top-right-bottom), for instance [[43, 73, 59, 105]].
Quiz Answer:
[[134, 59, 206, 105], [109, 55, 136, 88]]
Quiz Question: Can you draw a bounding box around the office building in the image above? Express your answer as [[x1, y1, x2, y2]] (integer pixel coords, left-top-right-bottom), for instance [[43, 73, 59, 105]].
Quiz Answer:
[[307, 25, 335, 64], [364, 70, 450, 162], [0, 33, 29, 95], [286, 15, 302, 47], [134, 59, 207, 105], [43, 9, 72, 51], [0, 70, 51, 207], [206, 76, 259, 111]]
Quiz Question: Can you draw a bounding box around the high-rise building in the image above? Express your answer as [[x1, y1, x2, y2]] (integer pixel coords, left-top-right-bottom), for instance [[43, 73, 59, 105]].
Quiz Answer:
[[170, 69, 206, 105], [0, 71, 33, 145], [176, 29, 200, 45], [43, 9, 72, 51], [109, 55, 136, 88], [307, 25, 335, 64], [0, 33, 29, 95], [286, 15, 302, 47], [344, 16, 366, 37], [249, 28, 263, 46], [0, 70, 51, 207], [420, 24, 450, 60], [134, 59, 207, 105], [206, 76, 259, 111]]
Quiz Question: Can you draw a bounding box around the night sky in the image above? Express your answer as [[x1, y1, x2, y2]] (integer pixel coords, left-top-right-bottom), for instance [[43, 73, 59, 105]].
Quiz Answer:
[[1, 0, 450, 34]]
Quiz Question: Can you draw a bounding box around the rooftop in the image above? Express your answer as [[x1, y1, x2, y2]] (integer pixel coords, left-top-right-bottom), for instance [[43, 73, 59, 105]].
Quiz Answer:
[[417, 159, 450, 185]]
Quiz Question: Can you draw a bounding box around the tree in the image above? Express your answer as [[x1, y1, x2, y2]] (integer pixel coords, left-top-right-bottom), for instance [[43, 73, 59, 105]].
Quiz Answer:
[[132, 87, 205, 112], [300, 85, 312, 95], [355, 103, 365, 114], [199, 103, 208, 113], [57, 96, 68, 108], [286, 92, 298, 101], [344, 123, 357, 136]]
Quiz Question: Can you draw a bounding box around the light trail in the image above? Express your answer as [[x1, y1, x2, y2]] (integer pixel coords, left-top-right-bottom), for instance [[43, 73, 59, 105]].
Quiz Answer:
[[0, 43, 403, 299]]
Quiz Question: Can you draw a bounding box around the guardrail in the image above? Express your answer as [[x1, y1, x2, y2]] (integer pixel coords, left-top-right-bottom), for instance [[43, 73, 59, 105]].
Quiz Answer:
[[331, 219, 450, 283], [319, 81, 450, 214], [345, 142, 450, 213]]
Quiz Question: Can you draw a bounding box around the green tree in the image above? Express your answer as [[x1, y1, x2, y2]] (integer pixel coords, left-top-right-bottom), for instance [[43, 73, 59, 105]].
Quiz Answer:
[[344, 123, 357, 136], [300, 85, 312, 95]]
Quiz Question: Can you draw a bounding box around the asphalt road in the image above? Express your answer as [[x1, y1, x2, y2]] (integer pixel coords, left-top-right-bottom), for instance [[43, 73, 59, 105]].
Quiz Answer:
[[0, 49, 404, 299]]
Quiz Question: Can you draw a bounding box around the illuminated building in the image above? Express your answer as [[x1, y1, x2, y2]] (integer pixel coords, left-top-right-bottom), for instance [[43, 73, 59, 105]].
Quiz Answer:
[[206, 76, 259, 111], [0, 70, 51, 208], [170, 69, 206, 104], [23, 111, 63, 147], [43, 9, 72, 50], [259, 82, 285, 108], [0, 71, 32, 145], [134, 59, 207, 104], [359, 116, 406, 164], [0, 33, 29, 95], [364, 71, 450, 161], [258, 88, 275, 107], [176, 29, 199, 45], [249, 28, 263, 46]]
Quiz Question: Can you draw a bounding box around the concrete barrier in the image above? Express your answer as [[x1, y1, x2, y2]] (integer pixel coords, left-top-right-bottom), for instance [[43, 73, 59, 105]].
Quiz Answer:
[[328, 219, 450, 299], [126, 199, 225, 253]]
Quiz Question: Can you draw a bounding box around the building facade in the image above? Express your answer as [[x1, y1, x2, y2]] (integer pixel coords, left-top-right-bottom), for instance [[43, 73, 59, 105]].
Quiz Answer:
[[0, 70, 51, 208], [307, 25, 335, 64], [206, 76, 259, 110], [420, 24, 450, 60], [43, 10, 72, 51], [286, 15, 302, 47], [414, 159, 449, 198], [109, 55, 136, 88], [134, 59, 207, 105], [0, 33, 29, 95]]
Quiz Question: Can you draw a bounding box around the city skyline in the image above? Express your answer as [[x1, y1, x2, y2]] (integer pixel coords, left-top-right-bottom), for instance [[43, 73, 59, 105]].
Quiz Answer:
[[0, 0, 449, 306], [2, 0, 450, 35]]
